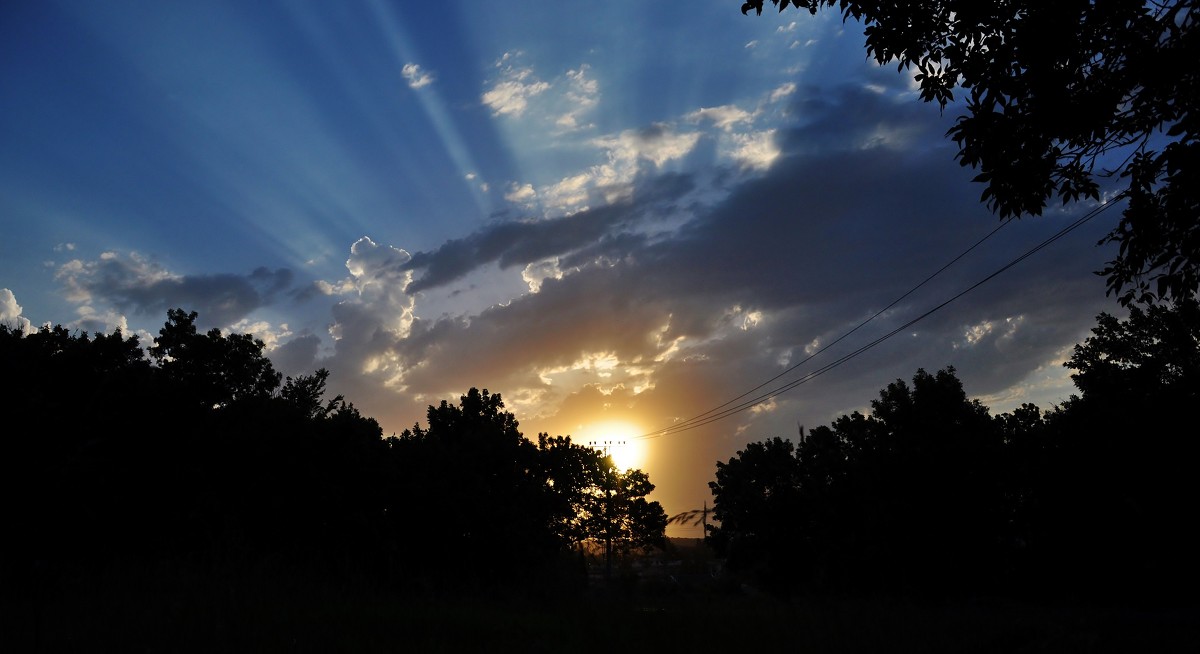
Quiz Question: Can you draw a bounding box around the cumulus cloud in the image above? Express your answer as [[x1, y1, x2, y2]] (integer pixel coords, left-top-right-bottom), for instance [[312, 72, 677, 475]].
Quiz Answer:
[[505, 182, 537, 204], [0, 288, 32, 333], [401, 62, 434, 89], [522, 259, 564, 293], [71, 305, 132, 336], [337, 236, 416, 337], [306, 237, 421, 410], [229, 318, 293, 351]]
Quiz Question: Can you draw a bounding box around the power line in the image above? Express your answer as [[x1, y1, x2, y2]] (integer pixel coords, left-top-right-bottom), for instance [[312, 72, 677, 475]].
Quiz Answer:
[[637, 196, 1123, 441], [639, 215, 1013, 439]]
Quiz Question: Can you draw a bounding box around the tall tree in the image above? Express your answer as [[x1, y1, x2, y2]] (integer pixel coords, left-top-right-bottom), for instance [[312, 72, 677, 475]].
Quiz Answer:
[[536, 434, 609, 549], [740, 0, 1199, 305], [150, 308, 282, 410], [707, 437, 806, 590]]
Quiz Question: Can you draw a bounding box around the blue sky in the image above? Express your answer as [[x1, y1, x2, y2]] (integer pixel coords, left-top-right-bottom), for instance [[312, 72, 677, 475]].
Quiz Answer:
[[1, 1, 1125, 535]]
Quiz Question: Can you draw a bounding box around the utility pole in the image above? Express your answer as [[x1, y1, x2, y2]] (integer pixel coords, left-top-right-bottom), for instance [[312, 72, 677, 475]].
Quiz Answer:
[[588, 440, 626, 582]]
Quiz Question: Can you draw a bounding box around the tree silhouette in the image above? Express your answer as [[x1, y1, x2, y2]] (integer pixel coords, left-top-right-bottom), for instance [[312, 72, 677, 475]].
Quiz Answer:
[[387, 390, 668, 589], [1, 311, 667, 603], [1021, 297, 1200, 600], [588, 466, 668, 578], [536, 434, 610, 549], [740, 0, 1199, 305], [708, 368, 1009, 595], [150, 308, 282, 410], [1, 311, 398, 592], [707, 437, 805, 591]]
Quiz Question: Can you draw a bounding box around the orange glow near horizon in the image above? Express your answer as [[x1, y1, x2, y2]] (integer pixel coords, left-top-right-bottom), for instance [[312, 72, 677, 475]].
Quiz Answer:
[[580, 420, 647, 471]]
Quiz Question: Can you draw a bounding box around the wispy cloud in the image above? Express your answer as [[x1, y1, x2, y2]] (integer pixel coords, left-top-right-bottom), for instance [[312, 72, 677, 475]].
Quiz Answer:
[[686, 105, 756, 132], [769, 82, 797, 103], [555, 64, 600, 130], [482, 52, 551, 116]]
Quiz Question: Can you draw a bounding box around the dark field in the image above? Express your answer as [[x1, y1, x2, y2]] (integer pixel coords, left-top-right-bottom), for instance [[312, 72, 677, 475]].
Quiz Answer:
[[5, 562, 1197, 654]]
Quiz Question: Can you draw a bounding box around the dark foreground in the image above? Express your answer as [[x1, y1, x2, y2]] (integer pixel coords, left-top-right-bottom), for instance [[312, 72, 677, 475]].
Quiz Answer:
[[4, 563, 1197, 654]]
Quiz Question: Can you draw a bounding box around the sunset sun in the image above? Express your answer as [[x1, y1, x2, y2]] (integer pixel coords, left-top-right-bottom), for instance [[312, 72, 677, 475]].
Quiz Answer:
[[582, 420, 647, 471]]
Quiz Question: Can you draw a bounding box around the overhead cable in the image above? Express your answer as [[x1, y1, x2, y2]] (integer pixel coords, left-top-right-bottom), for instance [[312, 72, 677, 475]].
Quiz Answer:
[[637, 195, 1123, 440]]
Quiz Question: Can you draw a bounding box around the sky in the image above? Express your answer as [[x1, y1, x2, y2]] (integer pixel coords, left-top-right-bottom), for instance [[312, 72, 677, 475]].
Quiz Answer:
[[1, 1, 1128, 537]]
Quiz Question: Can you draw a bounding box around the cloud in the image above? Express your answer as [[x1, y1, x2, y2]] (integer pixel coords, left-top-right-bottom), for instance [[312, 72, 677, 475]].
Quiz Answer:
[[373, 82, 1113, 438], [401, 173, 694, 294], [555, 65, 600, 130], [401, 63, 434, 89], [769, 82, 797, 103], [522, 259, 564, 293], [686, 105, 756, 132], [505, 182, 537, 204], [172, 77, 1124, 528], [338, 237, 415, 333], [229, 318, 294, 351], [729, 129, 780, 170], [0, 288, 32, 333], [482, 53, 551, 116], [465, 172, 489, 193], [52, 251, 296, 330], [591, 124, 701, 171], [309, 237, 420, 408]]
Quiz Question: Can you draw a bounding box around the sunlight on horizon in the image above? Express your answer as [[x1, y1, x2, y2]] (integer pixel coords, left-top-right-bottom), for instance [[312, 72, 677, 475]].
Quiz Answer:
[[580, 420, 647, 471]]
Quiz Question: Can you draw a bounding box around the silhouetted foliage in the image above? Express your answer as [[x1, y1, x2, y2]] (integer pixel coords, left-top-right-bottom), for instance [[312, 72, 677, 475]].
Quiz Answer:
[[385, 390, 666, 591], [3, 311, 667, 604], [1020, 296, 1200, 601], [707, 437, 806, 592], [709, 368, 1006, 596], [741, 0, 1200, 305], [150, 308, 282, 410], [537, 434, 610, 548], [386, 388, 562, 588], [708, 300, 1200, 602], [588, 466, 669, 574]]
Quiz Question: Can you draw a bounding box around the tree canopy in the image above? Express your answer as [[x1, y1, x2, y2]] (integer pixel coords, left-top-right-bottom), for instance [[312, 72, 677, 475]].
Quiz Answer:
[[706, 301, 1200, 600], [741, 0, 1199, 305], [708, 367, 1006, 594], [2, 310, 667, 602]]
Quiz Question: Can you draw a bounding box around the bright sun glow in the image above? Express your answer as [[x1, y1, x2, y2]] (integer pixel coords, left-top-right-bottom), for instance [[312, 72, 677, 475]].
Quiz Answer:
[[581, 420, 646, 471]]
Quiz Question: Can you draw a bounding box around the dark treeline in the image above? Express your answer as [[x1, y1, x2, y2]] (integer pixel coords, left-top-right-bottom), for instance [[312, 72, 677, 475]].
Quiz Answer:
[[4, 299, 1198, 624], [708, 299, 1200, 603], [0, 308, 666, 604]]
